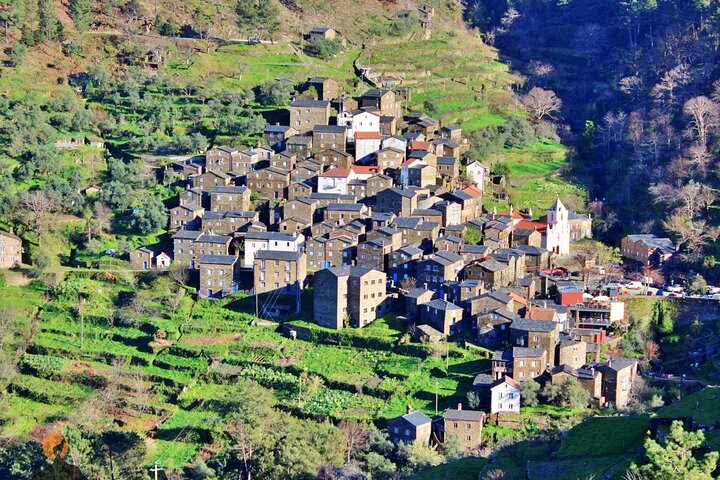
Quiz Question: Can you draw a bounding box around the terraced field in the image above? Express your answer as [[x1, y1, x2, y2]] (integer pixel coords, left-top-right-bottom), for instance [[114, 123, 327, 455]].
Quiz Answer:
[[0, 273, 490, 469]]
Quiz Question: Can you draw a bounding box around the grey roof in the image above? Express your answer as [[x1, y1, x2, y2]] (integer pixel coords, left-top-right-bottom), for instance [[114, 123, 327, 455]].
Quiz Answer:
[[255, 250, 303, 261], [413, 208, 442, 216], [434, 250, 463, 264], [408, 150, 431, 159], [625, 234, 675, 254], [265, 125, 293, 133], [397, 245, 423, 256], [386, 186, 417, 199], [310, 27, 333, 33], [425, 298, 463, 311], [416, 221, 439, 231], [199, 254, 237, 265], [314, 125, 346, 134], [402, 410, 432, 427], [198, 234, 233, 244], [483, 291, 513, 304], [477, 259, 507, 272], [462, 245, 489, 254], [436, 235, 462, 244], [473, 373, 495, 387], [493, 349, 513, 362], [245, 231, 299, 241], [510, 318, 557, 333], [362, 88, 389, 98], [203, 211, 256, 220], [210, 185, 248, 194], [324, 265, 379, 278], [442, 124, 461, 131], [406, 287, 435, 299], [515, 245, 548, 255], [172, 230, 203, 240], [600, 357, 637, 372], [287, 136, 313, 145], [444, 409, 484, 422], [290, 99, 330, 108], [512, 347, 546, 358], [436, 156, 457, 165], [394, 217, 423, 229], [327, 203, 365, 212]]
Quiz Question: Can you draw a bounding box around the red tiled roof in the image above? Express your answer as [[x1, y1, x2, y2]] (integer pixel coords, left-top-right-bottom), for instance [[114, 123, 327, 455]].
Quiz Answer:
[[319, 168, 352, 178], [410, 140, 431, 150], [355, 131, 382, 140], [351, 165, 381, 175], [401, 158, 423, 167], [461, 184, 483, 198], [515, 219, 547, 233], [524, 307, 558, 321], [500, 210, 527, 220], [508, 292, 529, 306]]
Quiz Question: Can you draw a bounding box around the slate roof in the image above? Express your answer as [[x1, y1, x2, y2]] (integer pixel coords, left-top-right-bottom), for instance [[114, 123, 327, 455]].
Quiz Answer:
[[199, 255, 237, 265], [290, 99, 330, 108], [424, 299, 463, 311], [327, 203, 365, 212], [493, 349, 513, 362], [444, 409, 485, 422], [510, 318, 557, 333], [314, 125, 346, 134], [512, 347, 546, 358], [197, 234, 233, 244], [402, 411, 432, 427], [245, 232, 300, 241], [625, 234, 675, 254], [172, 230, 203, 240], [255, 250, 303, 261], [210, 186, 247, 194]]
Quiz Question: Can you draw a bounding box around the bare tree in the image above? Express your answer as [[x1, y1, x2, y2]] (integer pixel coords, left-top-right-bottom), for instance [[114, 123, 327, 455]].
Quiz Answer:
[[399, 276, 417, 292], [19, 191, 57, 244], [642, 341, 660, 364], [521, 87, 562, 122], [683, 96, 720, 147], [339, 421, 368, 464], [663, 213, 720, 252], [228, 419, 255, 480], [169, 265, 190, 284], [651, 64, 690, 107]]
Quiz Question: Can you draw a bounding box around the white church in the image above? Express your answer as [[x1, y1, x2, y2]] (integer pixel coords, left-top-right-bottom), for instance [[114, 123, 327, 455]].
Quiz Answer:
[[544, 197, 571, 255]]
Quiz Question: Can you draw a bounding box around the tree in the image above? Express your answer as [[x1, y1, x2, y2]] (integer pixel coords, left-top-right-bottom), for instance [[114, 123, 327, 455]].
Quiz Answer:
[[543, 379, 589, 408], [651, 64, 690, 107], [70, 0, 93, 32], [0, 0, 25, 41], [397, 442, 443, 475], [363, 452, 395, 480], [521, 87, 562, 122], [423, 99, 439, 117], [400, 276, 417, 291], [521, 379, 540, 407], [256, 0, 279, 40], [440, 434, 464, 461], [37, 0, 62, 42], [630, 421, 718, 480], [663, 213, 719, 253], [685, 274, 708, 294], [339, 421, 368, 464], [304, 38, 342, 60], [129, 195, 167, 234], [683, 96, 720, 147], [256, 80, 292, 106], [642, 340, 660, 364], [20, 190, 57, 244]]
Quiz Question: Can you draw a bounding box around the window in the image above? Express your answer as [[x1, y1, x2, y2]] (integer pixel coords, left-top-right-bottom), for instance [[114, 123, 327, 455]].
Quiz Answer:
[[533, 335, 539, 342], [207, 269, 213, 275], [466, 436, 472, 441], [261, 260, 266, 269], [453, 422, 458, 428], [466, 423, 471, 429]]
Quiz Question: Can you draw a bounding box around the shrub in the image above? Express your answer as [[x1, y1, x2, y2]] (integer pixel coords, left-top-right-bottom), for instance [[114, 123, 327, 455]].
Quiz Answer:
[[256, 80, 293, 106], [304, 38, 342, 60]]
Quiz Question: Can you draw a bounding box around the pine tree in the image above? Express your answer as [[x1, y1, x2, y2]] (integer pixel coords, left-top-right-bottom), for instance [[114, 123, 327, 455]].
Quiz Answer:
[[70, 0, 93, 32], [36, 0, 61, 43]]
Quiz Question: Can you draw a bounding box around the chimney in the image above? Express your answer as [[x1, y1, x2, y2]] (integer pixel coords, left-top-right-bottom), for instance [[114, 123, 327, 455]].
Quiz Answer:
[[457, 403, 462, 410], [443, 293, 447, 301], [424, 283, 428, 289], [407, 405, 413, 415], [529, 208, 533, 218]]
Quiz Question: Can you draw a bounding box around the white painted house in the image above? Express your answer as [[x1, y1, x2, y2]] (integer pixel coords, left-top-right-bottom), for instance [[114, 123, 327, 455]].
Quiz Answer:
[[490, 376, 521, 414], [350, 110, 381, 142], [355, 131, 383, 162], [466, 161, 488, 191], [545, 198, 571, 256], [243, 232, 305, 268], [317, 168, 354, 195], [383, 135, 407, 153]]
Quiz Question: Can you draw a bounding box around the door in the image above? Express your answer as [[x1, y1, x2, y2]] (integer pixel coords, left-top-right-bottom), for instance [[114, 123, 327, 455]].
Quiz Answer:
[[143, 261, 148, 269], [208, 289, 213, 298]]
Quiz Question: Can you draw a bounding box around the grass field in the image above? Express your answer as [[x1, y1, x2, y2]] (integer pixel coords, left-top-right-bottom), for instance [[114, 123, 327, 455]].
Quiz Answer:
[[411, 456, 488, 480], [655, 387, 720, 426]]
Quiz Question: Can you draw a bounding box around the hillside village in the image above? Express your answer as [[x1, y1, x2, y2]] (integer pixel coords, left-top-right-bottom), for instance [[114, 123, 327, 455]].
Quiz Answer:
[[95, 59, 657, 451]]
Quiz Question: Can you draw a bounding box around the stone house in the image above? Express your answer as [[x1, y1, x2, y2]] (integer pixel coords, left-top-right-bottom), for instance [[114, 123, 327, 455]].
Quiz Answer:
[[270, 151, 297, 170], [206, 145, 241, 174], [443, 407, 484, 450], [376, 147, 405, 170], [179, 188, 207, 209], [306, 233, 357, 270], [433, 139, 461, 159], [435, 201, 462, 227], [366, 227, 403, 252], [201, 211, 257, 235], [316, 148, 353, 169], [568, 212, 592, 241], [441, 124, 462, 142], [357, 238, 393, 272], [557, 338, 588, 369], [309, 27, 337, 41], [512, 347, 548, 381], [388, 245, 424, 284], [288, 99, 330, 134], [210, 185, 250, 212], [172, 230, 203, 268], [510, 318, 559, 366], [324, 203, 368, 224], [376, 187, 420, 217], [169, 203, 204, 232], [314, 266, 389, 329], [380, 115, 397, 136], [308, 77, 340, 101], [620, 234, 675, 266], [193, 170, 232, 191], [460, 245, 490, 264], [513, 228, 543, 248], [366, 174, 393, 198], [264, 125, 297, 151], [286, 135, 313, 157], [355, 131, 383, 162], [254, 250, 307, 296], [387, 409, 432, 446], [198, 254, 240, 299], [448, 185, 483, 223], [412, 208, 443, 225], [313, 125, 347, 151], [597, 358, 637, 408], [464, 259, 512, 289], [436, 156, 459, 180], [287, 182, 314, 201], [284, 198, 317, 224], [551, 365, 603, 404], [360, 89, 402, 118], [278, 216, 312, 235], [130, 247, 155, 270], [435, 235, 463, 253], [247, 167, 291, 200], [421, 298, 463, 335], [516, 245, 552, 272], [417, 251, 464, 291]]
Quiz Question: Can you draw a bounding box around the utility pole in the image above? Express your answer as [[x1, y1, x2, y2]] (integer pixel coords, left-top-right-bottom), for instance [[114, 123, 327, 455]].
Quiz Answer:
[[255, 288, 259, 318], [435, 379, 439, 414], [79, 297, 86, 351], [150, 462, 164, 480]]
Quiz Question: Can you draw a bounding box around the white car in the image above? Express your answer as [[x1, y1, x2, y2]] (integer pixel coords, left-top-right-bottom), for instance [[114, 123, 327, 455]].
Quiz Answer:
[[626, 281, 643, 290], [666, 285, 684, 294]]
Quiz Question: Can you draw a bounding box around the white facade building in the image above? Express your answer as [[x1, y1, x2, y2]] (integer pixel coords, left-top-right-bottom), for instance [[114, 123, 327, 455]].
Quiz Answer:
[[545, 198, 571, 256], [243, 232, 305, 268], [490, 376, 521, 414]]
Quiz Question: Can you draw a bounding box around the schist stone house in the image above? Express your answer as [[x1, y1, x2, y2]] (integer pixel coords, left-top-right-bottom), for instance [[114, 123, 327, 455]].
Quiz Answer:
[[0, 230, 23, 268], [253, 250, 307, 296], [387, 409, 432, 446], [314, 266, 390, 329], [620, 234, 676, 267], [199, 255, 240, 299], [288, 99, 330, 134]]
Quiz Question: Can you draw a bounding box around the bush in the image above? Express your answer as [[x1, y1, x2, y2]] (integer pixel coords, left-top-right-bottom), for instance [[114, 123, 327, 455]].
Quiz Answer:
[[7, 43, 27, 67], [304, 38, 342, 60], [256, 80, 293, 106], [391, 13, 417, 36]]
